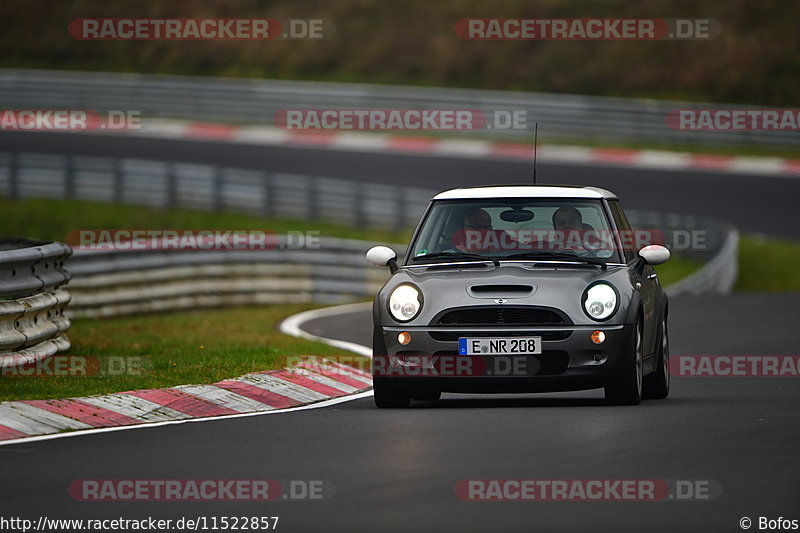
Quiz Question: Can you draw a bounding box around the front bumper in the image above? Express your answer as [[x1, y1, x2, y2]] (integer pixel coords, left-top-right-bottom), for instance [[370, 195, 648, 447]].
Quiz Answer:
[[375, 323, 635, 393]]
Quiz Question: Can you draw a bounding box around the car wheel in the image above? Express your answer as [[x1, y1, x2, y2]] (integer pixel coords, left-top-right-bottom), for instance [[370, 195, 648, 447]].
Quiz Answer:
[[643, 317, 670, 399], [373, 378, 411, 408], [411, 390, 442, 401], [604, 318, 643, 405]]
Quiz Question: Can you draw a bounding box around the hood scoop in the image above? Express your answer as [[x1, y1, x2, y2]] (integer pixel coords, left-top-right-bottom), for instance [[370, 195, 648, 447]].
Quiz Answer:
[[468, 284, 535, 298]]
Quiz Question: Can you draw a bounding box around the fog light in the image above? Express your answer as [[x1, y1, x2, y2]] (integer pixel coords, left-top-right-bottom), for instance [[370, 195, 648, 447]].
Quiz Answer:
[[397, 331, 412, 345], [591, 330, 606, 344], [593, 353, 603, 362]]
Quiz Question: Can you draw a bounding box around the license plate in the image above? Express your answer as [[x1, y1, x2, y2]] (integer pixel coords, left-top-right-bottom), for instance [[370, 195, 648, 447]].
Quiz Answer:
[[458, 337, 542, 355]]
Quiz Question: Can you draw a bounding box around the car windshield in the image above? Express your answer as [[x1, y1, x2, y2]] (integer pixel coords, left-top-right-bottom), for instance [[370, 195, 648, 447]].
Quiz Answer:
[[406, 197, 623, 264]]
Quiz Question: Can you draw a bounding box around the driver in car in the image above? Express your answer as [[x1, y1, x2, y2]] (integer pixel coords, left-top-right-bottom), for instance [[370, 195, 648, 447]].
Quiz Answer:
[[453, 207, 526, 253], [452, 207, 493, 252]]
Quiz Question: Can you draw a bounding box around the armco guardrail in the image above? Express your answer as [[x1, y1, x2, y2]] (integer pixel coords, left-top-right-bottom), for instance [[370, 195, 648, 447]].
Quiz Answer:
[[667, 229, 739, 297], [0, 69, 795, 147], [67, 238, 401, 318], [0, 239, 72, 368]]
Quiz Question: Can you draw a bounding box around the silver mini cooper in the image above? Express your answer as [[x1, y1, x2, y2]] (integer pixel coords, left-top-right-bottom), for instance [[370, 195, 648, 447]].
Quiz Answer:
[[366, 185, 671, 408]]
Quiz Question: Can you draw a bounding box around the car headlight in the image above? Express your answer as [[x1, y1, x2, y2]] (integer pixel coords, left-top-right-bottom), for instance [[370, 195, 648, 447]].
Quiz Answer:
[[388, 284, 422, 322], [582, 282, 618, 321]]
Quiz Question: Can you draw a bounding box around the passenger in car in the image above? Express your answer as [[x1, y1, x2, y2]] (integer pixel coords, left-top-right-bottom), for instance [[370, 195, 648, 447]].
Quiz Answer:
[[452, 207, 492, 251]]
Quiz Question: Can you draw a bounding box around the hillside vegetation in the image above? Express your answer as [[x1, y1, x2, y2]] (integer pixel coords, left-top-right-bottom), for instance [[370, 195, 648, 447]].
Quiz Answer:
[[0, 0, 797, 105]]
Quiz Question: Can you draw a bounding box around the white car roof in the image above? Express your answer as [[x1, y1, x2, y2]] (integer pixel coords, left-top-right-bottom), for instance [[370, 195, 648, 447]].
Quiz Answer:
[[433, 185, 618, 200]]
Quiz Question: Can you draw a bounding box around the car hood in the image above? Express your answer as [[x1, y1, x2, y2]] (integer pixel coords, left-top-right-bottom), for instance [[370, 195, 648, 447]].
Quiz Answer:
[[376, 261, 634, 327]]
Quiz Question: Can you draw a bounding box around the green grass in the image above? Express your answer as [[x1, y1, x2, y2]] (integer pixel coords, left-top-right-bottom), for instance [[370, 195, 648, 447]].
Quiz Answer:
[[655, 256, 704, 287], [658, 233, 800, 291], [0, 197, 410, 244], [736, 235, 800, 291], [0, 304, 370, 401]]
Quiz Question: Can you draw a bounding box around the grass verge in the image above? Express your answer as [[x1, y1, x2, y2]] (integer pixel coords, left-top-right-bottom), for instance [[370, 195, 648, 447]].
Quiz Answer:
[[0, 304, 369, 402], [736, 235, 800, 291], [656, 256, 704, 287]]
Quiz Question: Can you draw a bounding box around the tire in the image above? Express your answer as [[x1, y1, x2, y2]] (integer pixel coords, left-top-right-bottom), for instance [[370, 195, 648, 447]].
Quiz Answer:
[[373, 378, 411, 408], [411, 390, 442, 401], [605, 318, 643, 405], [643, 316, 670, 399]]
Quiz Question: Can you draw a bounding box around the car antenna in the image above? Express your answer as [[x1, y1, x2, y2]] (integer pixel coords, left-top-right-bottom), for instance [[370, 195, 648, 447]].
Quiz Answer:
[[533, 122, 538, 185]]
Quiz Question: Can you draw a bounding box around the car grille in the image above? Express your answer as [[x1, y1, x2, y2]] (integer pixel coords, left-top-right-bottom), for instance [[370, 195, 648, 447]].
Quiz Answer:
[[428, 330, 572, 342], [432, 306, 570, 326]]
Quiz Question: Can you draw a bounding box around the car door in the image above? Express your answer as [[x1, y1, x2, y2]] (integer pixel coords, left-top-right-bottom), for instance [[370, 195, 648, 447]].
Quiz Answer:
[[608, 200, 659, 357]]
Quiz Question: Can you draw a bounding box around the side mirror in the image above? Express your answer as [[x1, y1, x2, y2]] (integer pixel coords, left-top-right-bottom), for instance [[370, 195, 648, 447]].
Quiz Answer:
[[638, 244, 670, 266], [366, 246, 398, 273]]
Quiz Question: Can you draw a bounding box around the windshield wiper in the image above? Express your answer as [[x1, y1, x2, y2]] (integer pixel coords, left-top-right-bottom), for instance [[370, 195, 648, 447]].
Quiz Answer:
[[504, 251, 607, 269], [411, 251, 499, 267]]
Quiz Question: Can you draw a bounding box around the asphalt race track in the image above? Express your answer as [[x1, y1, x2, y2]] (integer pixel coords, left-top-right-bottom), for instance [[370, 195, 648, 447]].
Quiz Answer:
[[1, 132, 799, 532]]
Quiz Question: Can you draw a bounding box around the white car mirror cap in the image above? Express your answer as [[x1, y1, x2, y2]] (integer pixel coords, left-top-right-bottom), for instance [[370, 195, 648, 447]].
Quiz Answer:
[[366, 246, 397, 268], [639, 245, 670, 265]]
